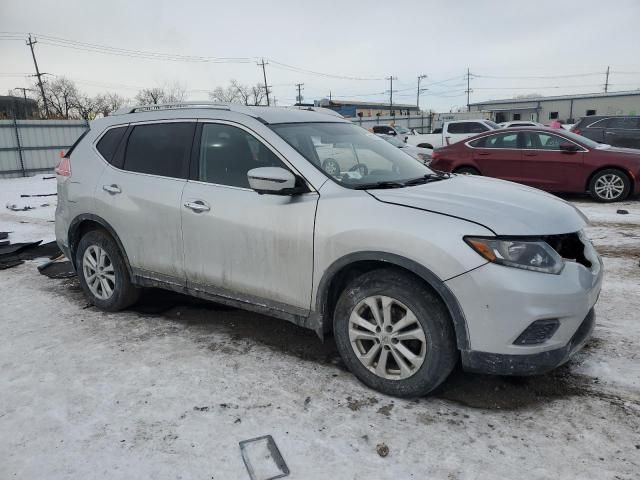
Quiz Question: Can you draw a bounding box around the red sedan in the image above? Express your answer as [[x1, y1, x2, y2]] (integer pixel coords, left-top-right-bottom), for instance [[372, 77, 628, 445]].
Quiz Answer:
[[430, 127, 640, 202]]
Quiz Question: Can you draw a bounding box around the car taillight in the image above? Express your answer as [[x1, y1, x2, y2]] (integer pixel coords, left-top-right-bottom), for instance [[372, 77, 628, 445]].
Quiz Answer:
[[571, 127, 581, 135], [55, 157, 71, 177]]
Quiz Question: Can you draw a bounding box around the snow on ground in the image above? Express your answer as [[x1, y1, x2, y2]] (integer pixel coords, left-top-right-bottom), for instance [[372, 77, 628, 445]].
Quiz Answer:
[[0, 174, 57, 243], [0, 176, 638, 479]]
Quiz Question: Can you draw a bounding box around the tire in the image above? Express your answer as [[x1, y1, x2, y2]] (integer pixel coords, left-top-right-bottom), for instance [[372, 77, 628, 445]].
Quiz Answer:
[[588, 168, 631, 202], [333, 268, 457, 397], [454, 166, 480, 175], [76, 229, 140, 311]]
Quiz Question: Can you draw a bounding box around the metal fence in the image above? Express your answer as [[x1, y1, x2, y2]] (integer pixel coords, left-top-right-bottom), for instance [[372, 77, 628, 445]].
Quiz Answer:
[[0, 119, 89, 178], [349, 114, 435, 134]]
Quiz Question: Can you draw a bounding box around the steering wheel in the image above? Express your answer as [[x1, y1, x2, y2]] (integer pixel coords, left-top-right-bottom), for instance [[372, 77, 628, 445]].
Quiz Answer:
[[349, 164, 368, 176]]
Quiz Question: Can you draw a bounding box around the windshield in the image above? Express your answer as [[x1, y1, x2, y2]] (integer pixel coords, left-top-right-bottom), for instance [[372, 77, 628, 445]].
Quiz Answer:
[[561, 130, 601, 149], [485, 120, 501, 129], [394, 126, 410, 134], [271, 122, 433, 188]]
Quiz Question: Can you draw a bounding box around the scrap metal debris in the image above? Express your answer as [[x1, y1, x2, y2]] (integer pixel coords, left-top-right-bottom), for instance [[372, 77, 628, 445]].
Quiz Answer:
[[20, 193, 57, 198], [6, 203, 34, 211], [37, 260, 75, 279], [239, 435, 289, 480]]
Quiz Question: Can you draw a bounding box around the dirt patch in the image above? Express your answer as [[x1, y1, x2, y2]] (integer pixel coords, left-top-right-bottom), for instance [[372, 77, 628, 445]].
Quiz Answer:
[[433, 364, 594, 410], [346, 396, 379, 411], [377, 403, 394, 417]]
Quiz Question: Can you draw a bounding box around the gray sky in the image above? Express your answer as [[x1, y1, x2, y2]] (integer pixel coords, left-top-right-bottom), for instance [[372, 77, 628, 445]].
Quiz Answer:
[[1, 0, 640, 111]]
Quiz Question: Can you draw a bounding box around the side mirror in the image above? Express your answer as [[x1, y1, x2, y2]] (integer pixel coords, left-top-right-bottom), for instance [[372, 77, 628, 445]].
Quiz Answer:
[[559, 143, 580, 153], [247, 167, 306, 195]]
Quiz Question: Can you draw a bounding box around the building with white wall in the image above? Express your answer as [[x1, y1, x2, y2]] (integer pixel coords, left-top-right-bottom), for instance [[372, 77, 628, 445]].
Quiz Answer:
[[468, 90, 640, 124]]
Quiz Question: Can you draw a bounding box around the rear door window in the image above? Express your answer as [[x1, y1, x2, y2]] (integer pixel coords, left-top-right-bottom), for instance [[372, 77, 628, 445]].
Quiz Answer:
[[123, 122, 195, 179], [524, 132, 567, 150], [96, 126, 127, 165], [470, 133, 519, 148]]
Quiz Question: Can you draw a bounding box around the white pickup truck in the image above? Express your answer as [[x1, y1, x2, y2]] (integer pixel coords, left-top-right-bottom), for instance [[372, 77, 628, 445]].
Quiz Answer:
[[405, 119, 500, 149]]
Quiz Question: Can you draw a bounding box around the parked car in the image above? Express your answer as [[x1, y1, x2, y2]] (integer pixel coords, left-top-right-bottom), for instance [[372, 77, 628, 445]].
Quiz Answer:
[[430, 127, 640, 202], [406, 119, 500, 149], [499, 121, 545, 128], [571, 115, 640, 150], [378, 134, 432, 164], [370, 124, 415, 142], [56, 103, 602, 397]]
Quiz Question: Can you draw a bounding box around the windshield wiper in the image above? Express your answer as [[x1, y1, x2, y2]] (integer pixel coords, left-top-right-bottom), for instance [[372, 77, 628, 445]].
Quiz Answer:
[[403, 173, 448, 186], [353, 181, 406, 190]]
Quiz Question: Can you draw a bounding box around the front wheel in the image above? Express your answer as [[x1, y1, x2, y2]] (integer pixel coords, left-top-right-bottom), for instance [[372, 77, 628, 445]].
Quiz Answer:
[[588, 169, 631, 202], [333, 269, 457, 397]]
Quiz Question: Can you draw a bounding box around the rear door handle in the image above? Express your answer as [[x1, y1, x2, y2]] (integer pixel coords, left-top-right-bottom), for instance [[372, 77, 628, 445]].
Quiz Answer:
[[478, 152, 490, 156], [102, 184, 121, 194], [524, 152, 538, 156], [184, 200, 210, 213]]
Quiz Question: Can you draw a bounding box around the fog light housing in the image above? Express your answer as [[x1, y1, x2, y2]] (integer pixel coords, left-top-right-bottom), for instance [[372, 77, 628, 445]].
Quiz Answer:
[[514, 319, 560, 345]]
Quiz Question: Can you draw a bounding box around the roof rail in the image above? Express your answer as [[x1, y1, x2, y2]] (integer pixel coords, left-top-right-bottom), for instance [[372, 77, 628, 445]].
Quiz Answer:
[[112, 101, 235, 115]]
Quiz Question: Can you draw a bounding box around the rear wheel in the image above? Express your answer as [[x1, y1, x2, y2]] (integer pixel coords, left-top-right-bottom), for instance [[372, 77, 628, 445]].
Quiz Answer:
[[454, 166, 480, 175], [76, 229, 140, 311], [333, 269, 457, 397], [588, 169, 631, 202]]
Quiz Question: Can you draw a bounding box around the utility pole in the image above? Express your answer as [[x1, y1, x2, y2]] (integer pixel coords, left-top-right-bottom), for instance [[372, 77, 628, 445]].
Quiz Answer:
[[257, 58, 271, 106], [14, 87, 32, 103], [604, 66, 610, 93], [387, 75, 397, 116], [329, 90, 332, 102], [416, 74, 427, 110], [465, 68, 473, 112], [295, 83, 304, 104], [26, 34, 49, 118]]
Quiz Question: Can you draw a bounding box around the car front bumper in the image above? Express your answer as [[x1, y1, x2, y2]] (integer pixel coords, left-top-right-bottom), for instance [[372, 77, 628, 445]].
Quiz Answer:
[[445, 253, 602, 375], [460, 308, 595, 375]]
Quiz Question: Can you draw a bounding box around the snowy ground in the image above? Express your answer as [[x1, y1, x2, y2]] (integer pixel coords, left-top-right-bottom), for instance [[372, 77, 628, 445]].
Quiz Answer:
[[0, 176, 638, 479]]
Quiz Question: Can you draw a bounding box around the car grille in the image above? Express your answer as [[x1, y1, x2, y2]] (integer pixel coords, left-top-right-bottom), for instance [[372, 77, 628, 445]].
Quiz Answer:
[[543, 232, 592, 269]]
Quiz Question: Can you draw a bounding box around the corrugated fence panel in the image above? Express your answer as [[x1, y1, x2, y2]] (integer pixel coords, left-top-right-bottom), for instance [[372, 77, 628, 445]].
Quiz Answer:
[[0, 120, 89, 178]]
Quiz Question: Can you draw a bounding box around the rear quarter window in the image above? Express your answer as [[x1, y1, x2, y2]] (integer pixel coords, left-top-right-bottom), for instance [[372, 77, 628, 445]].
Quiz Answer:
[[96, 126, 127, 164]]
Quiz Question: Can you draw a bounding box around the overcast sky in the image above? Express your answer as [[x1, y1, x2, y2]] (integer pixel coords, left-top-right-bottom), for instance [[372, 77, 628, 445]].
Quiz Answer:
[[1, 0, 640, 111]]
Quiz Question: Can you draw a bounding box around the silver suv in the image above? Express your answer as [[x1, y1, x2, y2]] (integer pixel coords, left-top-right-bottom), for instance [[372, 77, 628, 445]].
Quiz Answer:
[[55, 102, 603, 397]]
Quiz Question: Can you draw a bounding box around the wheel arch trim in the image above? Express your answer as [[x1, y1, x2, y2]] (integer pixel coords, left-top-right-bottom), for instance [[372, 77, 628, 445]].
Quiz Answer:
[[315, 251, 470, 349], [67, 214, 134, 278]]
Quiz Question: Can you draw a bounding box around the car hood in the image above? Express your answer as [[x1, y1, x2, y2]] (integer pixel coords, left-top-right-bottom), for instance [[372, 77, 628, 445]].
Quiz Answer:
[[368, 175, 588, 236], [595, 144, 640, 158]]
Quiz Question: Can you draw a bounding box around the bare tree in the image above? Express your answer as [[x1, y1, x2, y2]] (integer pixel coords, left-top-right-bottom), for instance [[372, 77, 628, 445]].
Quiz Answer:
[[209, 80, 266, 106], [135, 87, 165, 105], [135, 82, 187, 105], [75, 93, 103, 120], [34, 76, 80, 119], [209, 80, 242, 103], [96, 92, 128, 116]]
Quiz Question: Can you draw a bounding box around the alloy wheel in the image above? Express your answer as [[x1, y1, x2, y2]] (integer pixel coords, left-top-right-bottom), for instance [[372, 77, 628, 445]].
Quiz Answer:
[[594, 173, 625, 200], [82, 245, 116, 300], [348, 295, 427, 380]]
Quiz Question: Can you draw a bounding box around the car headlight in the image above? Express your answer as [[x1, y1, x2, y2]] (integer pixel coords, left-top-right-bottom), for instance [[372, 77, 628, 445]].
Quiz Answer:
[[464, 236, 564, 274]]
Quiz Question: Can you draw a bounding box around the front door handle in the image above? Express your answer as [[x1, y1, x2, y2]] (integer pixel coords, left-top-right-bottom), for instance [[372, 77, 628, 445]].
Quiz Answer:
[[102, 184, 121, 194], [478, 152, 490, 156], [184, 200, 210, 213], [524, 152, 538, 157]]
